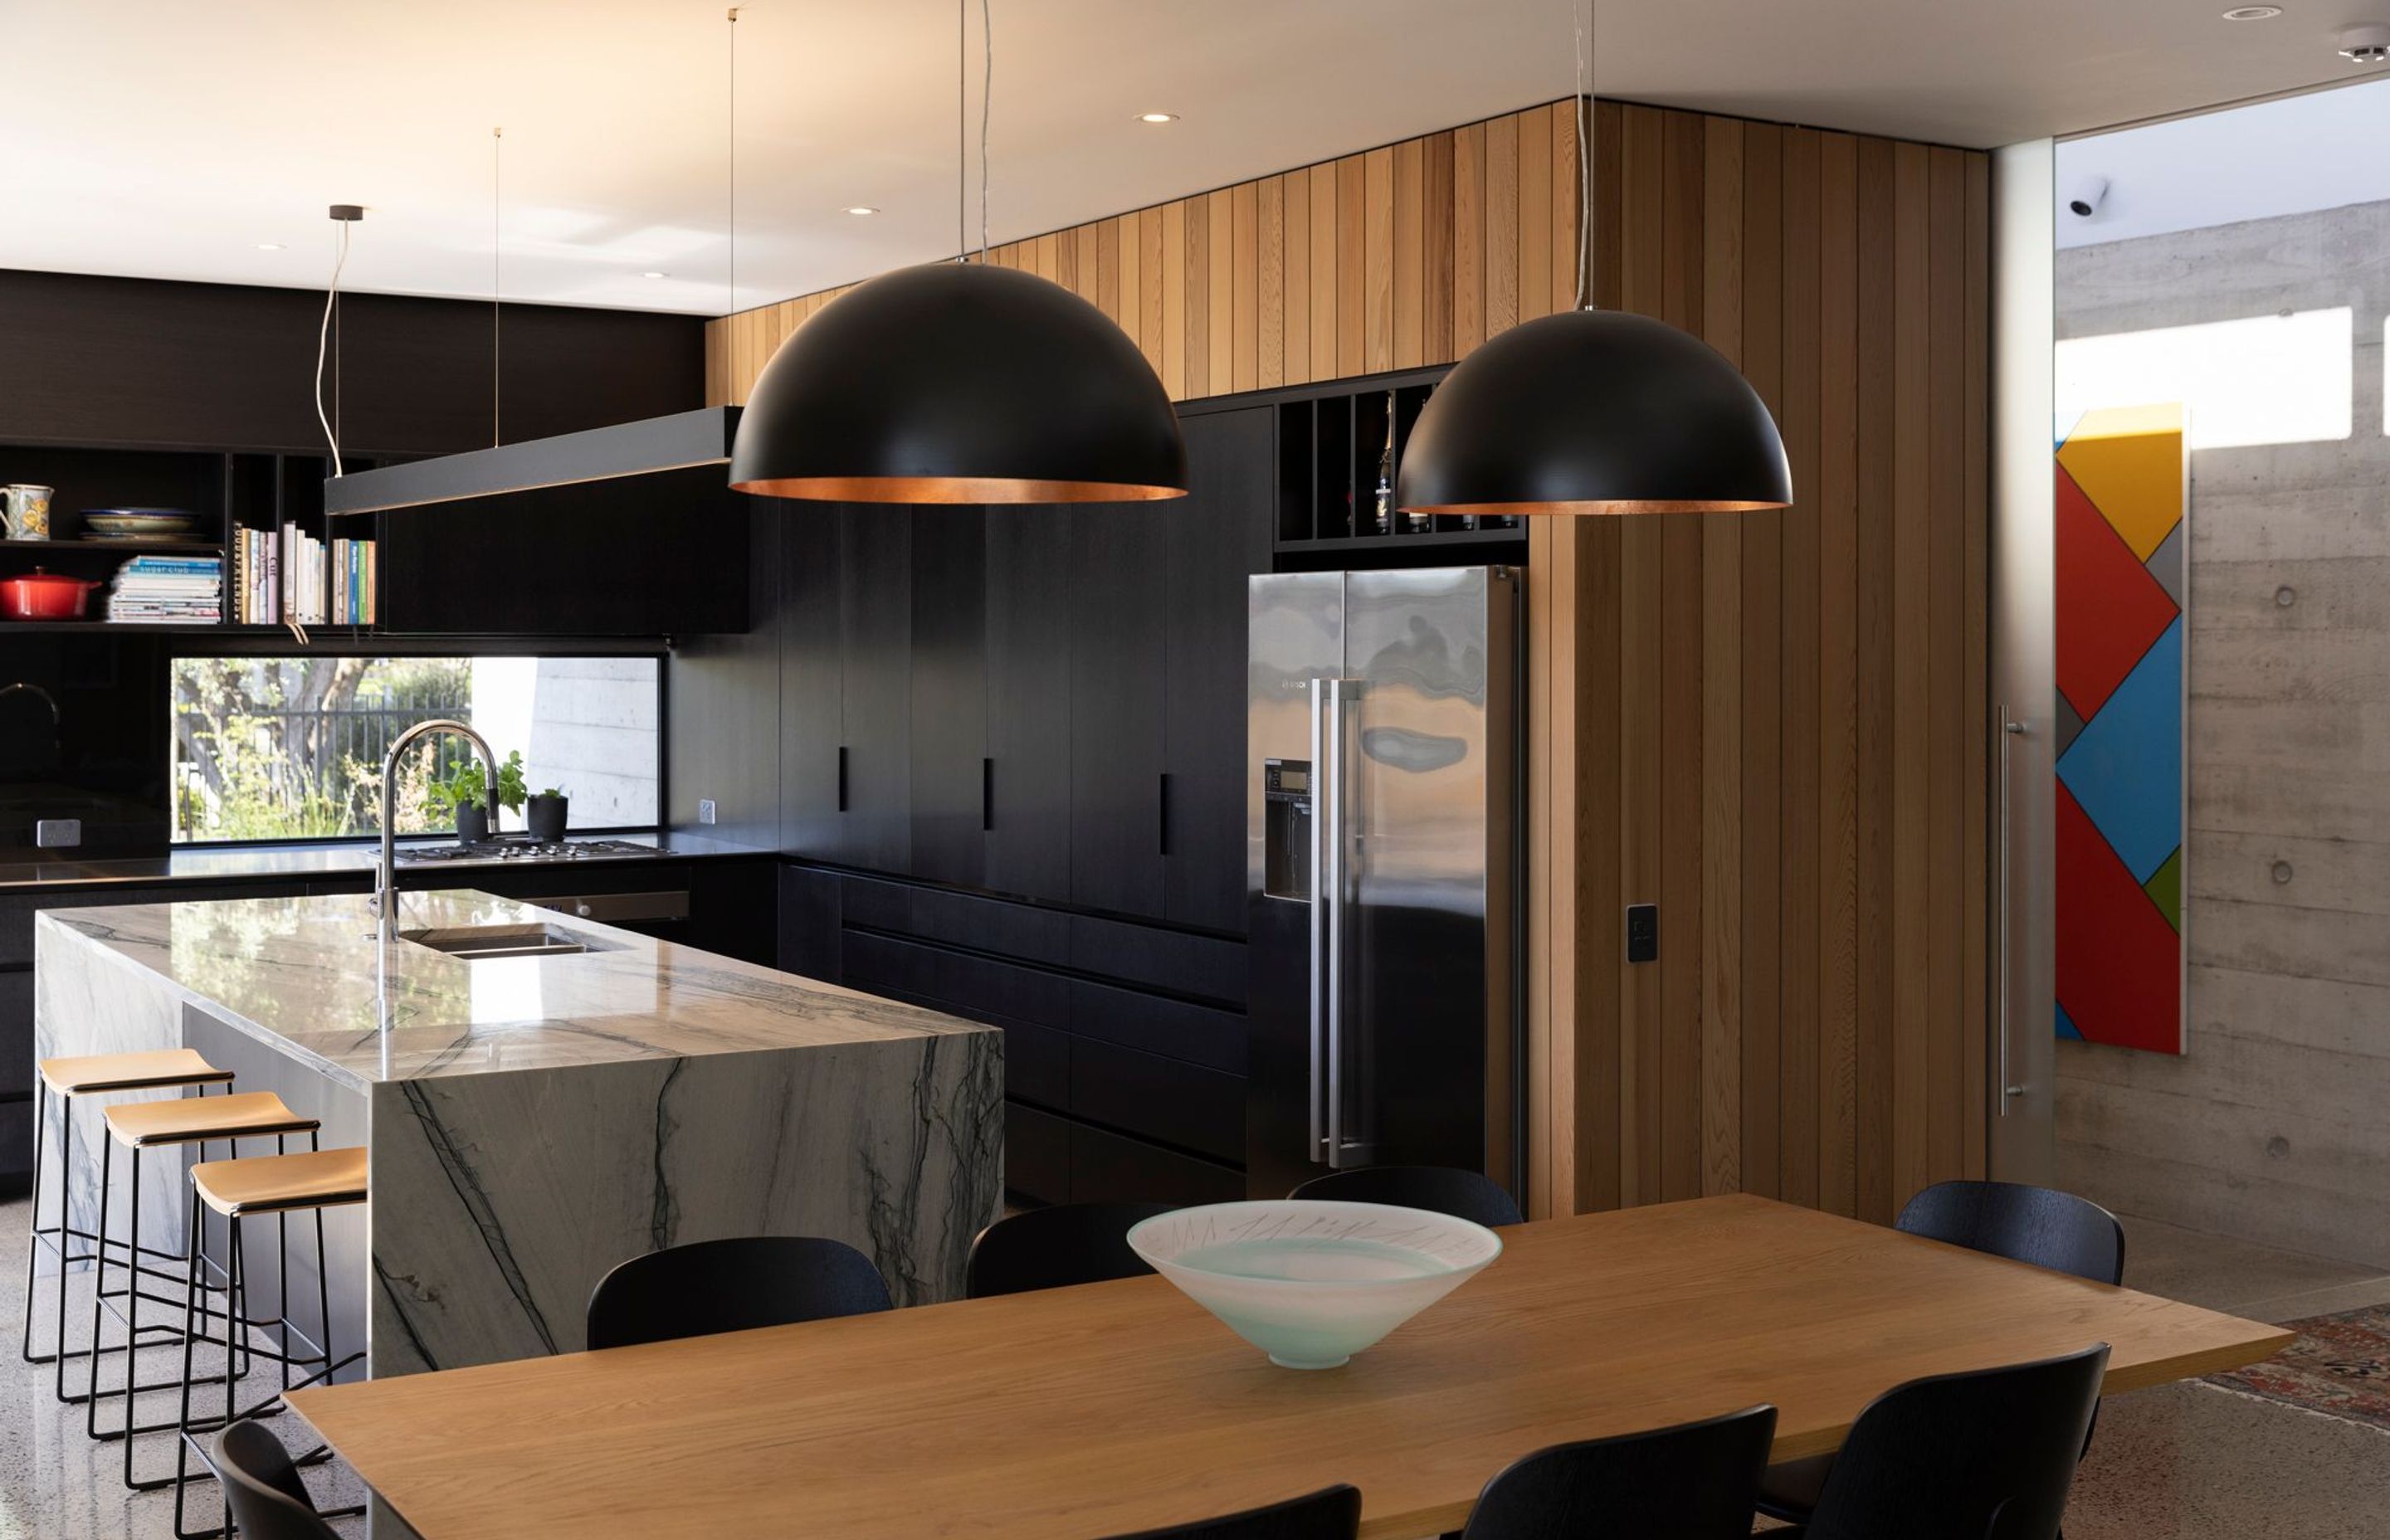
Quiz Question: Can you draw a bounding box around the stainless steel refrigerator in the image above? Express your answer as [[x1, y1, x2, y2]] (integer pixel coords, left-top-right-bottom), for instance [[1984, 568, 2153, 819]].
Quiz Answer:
[[1246, 565, 1521, 1203]]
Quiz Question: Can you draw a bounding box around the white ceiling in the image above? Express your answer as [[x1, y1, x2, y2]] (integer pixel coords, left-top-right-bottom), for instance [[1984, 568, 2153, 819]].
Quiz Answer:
[[3, 0, 2386, 316], [2056, 71, 2390, 248]]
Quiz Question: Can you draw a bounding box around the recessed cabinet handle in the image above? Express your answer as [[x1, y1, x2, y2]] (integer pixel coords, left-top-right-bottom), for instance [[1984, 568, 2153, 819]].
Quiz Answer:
[[1158, 772, 1170, 857], [983, 757, 994, 833], [836, 745, 849, 814]]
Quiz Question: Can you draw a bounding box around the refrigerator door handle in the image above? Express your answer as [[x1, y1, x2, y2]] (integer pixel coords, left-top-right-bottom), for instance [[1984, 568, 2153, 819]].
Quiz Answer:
[[1308, 678, 1330, 1162], [1324, 676, 1348, 1169]]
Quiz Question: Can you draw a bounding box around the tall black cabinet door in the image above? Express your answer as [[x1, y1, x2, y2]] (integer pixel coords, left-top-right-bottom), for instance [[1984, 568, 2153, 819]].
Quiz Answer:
[[1163, 407, 1275, 935], [1068, 504, 1167, 919], [984, 511, 1073, 904], [779, 509, 844, 857], [836, 506, 913, 873], [910, 509, 987, 887]]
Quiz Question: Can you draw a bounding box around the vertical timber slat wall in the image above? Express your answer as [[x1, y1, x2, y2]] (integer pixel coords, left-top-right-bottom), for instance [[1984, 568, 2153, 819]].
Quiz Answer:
[[706, 100, 1990, 1225]]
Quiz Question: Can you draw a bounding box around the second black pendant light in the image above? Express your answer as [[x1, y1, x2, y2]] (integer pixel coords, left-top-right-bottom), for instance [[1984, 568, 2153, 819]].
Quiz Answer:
[[1396, 0, 1791, 518], [729, 0, 1187, 504]]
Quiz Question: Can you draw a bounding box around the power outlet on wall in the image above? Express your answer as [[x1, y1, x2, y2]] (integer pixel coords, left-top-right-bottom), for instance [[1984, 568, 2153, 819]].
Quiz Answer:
[[1625, 903, 1658, 964], [697, 799, 718, 826]]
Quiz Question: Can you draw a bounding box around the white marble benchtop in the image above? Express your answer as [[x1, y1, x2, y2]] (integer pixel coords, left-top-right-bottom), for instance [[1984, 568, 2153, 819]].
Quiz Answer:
[[37, 888, 990, 1092]]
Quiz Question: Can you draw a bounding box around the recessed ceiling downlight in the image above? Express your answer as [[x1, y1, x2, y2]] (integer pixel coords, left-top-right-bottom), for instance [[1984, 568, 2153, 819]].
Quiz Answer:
[[844, 206, 880, 216], [256, 242, 285, 251], [1137, 112, 1180, 124], [641, 270, 669, 279], [2222, 6, 2282, 18]]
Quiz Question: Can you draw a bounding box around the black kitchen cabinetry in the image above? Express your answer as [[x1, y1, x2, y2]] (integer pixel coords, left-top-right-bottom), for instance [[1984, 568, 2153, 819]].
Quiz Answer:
[[373, 469, 751, 636], [777, 407, 1273, 933], [1066, 505, 1169, 918], [983, 514, 1074, 904], [777, 865, 1246, 1207]]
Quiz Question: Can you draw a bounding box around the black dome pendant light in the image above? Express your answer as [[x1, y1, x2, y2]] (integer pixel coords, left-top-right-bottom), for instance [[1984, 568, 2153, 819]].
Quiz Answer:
[[1397, 0, 1791, 518], [729, 0, 1186, 504]]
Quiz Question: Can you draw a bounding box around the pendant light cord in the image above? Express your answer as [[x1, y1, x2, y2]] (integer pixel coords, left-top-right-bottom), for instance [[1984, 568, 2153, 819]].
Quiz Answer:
[[1575, 0, 1594, 310], [315, 218, 349, 478], [957, 0, 966, 260], [492, 125, 504, 447], [728, 7, 739, 309], [979, 0, 993, 261]]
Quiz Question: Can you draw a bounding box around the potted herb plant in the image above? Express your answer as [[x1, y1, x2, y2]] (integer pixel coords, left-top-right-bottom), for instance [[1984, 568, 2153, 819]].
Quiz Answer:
[[526, 784, 569, 843], [432, 749, 528, 844]]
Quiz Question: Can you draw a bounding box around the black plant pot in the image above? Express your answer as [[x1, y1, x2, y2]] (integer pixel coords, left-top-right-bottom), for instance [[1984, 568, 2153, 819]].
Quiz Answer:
[[455, 802, 490, 845], [526, 793, 568, 844]]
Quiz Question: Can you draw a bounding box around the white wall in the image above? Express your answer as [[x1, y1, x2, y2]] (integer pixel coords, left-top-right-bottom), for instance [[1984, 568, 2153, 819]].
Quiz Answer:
[[469, 656, 660, 830]]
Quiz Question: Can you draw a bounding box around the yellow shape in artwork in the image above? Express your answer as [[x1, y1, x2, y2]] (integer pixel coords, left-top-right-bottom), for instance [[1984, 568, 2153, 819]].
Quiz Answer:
[[2057, 402, 2185, 562]]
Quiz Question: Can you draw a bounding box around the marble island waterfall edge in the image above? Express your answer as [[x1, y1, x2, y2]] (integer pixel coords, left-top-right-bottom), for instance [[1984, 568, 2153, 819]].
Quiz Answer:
[[34, 889, 1005, 1377]]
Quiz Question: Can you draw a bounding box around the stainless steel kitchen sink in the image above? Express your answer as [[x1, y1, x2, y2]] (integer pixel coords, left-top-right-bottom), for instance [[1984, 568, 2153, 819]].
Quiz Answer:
[[398, 922, 590, 961]]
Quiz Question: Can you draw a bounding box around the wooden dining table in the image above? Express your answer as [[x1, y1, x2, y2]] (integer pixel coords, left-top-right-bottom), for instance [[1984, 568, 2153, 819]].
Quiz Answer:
[[286, 1194, 2290, 1540]]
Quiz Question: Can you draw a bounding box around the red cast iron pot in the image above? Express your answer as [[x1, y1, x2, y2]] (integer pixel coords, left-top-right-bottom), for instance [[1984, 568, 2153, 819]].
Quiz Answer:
[[0, 568, 104, 620]]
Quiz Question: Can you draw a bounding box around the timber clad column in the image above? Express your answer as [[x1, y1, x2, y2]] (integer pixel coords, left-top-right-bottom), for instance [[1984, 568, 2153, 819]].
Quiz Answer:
[[707, 99, 1992, 1227]]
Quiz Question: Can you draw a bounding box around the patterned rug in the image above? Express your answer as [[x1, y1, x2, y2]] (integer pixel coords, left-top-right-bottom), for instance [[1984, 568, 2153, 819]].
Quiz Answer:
[[2207, 1304, 2390, 1434]]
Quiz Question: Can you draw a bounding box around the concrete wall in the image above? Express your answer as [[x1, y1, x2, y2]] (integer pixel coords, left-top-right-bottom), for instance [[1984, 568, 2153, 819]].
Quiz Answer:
[[2054, 198, 2390, 1269], [471, 656, 660, 830]]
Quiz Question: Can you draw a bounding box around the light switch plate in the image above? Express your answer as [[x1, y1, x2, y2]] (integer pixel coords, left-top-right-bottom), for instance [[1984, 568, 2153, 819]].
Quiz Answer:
[[697, 799, 718, 826], [36, 818, 82, 848]]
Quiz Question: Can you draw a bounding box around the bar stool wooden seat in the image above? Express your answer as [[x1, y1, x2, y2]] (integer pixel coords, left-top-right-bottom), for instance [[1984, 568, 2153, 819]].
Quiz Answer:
[[22, 1048, 233, 1406], [85, 1089, 319, 1494], [171, 1146, 368, 1540]]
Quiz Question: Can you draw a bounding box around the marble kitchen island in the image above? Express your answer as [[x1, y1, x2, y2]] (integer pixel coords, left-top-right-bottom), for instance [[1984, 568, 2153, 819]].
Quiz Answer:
[[34, 888, 1002, 1377]]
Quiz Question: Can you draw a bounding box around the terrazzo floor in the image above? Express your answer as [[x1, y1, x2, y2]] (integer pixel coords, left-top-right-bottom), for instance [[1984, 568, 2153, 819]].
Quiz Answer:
[[2, 1196, 2384, 1539]]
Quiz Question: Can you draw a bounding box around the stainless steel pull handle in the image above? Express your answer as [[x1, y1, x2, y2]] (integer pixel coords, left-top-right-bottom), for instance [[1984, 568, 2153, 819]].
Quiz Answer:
[[1998, 714, 2027, 1111], [1319, 679, 1338, 1162], [1324, 677, 1349, 1170]]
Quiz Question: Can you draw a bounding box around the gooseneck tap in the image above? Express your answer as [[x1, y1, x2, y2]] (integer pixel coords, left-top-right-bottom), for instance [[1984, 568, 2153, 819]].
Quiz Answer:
[[0, 681, 60, 724], [373, 719, 500, 932]]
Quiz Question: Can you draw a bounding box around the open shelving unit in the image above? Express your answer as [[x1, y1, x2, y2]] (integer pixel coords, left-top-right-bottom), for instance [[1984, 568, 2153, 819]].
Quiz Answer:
[[0, 441, 383, 636], [1272, 373, 1524, 556]]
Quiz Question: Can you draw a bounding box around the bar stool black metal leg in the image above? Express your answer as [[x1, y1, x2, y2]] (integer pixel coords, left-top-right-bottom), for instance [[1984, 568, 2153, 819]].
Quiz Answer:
[[172, 1198, 209, 1540], [21, 1082, 49, 1366], [50, 1093, 84, 1403], [80, 1133, 114, 1421]]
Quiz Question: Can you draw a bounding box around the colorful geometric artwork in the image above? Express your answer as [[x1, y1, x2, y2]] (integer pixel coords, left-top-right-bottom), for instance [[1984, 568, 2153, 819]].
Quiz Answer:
[[2055, 404, 2187, 1055]]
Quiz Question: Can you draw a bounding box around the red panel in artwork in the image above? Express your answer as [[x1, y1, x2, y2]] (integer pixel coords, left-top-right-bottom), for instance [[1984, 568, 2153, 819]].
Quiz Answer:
[[2056, 782, 2182, 1053], [2056, 464, 2178, 720]]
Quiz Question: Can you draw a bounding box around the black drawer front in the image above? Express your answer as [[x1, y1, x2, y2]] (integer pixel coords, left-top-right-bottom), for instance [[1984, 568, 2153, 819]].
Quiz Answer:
[[778, 865, 844, 982], [1069, 1123, 1241, 1206], [1005, 1102, 1072, 1206], [0, 969, 29, 1098], [841, 875, 1072, 969], [1067, 978, 1246, 1075], [1069, 913, 1246, 1005], [843, 933, 1071, 1031], [991, 1019, 1071, 1111], [1070, 1039, 1244, 1164]]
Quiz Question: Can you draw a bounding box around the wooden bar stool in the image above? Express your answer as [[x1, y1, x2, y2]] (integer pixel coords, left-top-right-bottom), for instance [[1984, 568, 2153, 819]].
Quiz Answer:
[[85, 1089, 319, 1493], [170, 1145, 368, 1540], [22, 1049, 235, 1406]]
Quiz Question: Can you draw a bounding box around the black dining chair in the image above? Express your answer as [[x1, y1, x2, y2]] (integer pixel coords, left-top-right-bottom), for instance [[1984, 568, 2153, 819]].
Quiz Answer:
[[1758, 1181, 2124, 1524], [966, 1202, 1179, 1299], [192, 1420, 339, 1540], [1787, 1344, 2110, 1540], [584, 1235, 893, 1351], [1101, 1484, 1362, 1540], [1461, 1404, 1778, 1540], [1289, 1166, 1524, 1228]]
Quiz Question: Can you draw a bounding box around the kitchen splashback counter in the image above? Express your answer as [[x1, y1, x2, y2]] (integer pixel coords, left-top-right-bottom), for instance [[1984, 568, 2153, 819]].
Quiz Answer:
[[34, 889, 1002, 1376]]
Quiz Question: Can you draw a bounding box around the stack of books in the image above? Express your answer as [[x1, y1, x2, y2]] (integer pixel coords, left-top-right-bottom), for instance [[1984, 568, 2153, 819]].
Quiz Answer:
[[228, 526, 376, 626], [108, 554, 222, 624], [329, 534, 377, 625]]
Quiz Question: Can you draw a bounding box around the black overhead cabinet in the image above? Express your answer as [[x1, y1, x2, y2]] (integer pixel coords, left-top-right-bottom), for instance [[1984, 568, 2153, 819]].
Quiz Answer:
[[779, 406, 1272, 933]]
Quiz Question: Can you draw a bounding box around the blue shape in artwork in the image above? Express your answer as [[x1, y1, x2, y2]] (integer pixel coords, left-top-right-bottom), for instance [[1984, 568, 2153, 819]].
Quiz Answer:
[[2059, 616, 2183, 885], [2056, 1002, 2083, 1041]]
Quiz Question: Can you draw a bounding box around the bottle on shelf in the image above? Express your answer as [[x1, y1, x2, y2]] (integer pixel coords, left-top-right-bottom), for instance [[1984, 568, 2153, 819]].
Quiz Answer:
[[1372, 392, 1396, 536]]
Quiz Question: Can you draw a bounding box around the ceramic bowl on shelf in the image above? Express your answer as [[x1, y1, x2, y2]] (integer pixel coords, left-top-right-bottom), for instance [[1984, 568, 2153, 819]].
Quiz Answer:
[[84, 509, 198, 534], [1127, 1199, 1502, 1370]]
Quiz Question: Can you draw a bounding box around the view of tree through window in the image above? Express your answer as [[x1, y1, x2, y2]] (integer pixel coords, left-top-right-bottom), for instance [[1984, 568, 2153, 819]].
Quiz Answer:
[[169, 655, 661, 843]]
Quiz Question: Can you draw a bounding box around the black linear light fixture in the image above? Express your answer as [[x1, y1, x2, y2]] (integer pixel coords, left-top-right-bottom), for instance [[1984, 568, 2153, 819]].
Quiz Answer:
[[1397, 0, 1791, 518], [729, 0, 1186, 504]]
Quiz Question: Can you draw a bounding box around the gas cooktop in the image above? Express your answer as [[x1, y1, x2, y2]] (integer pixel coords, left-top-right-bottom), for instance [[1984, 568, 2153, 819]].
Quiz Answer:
[[395, 837, 671, 865]]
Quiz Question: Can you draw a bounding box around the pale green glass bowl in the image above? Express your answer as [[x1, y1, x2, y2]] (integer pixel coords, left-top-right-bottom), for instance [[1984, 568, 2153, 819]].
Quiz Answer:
[[1127, 1199, 1504, 1370]]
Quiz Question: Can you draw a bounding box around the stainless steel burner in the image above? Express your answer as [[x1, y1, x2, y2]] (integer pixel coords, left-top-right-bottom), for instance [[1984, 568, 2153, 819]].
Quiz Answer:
[[395, 838, 670, 865]]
